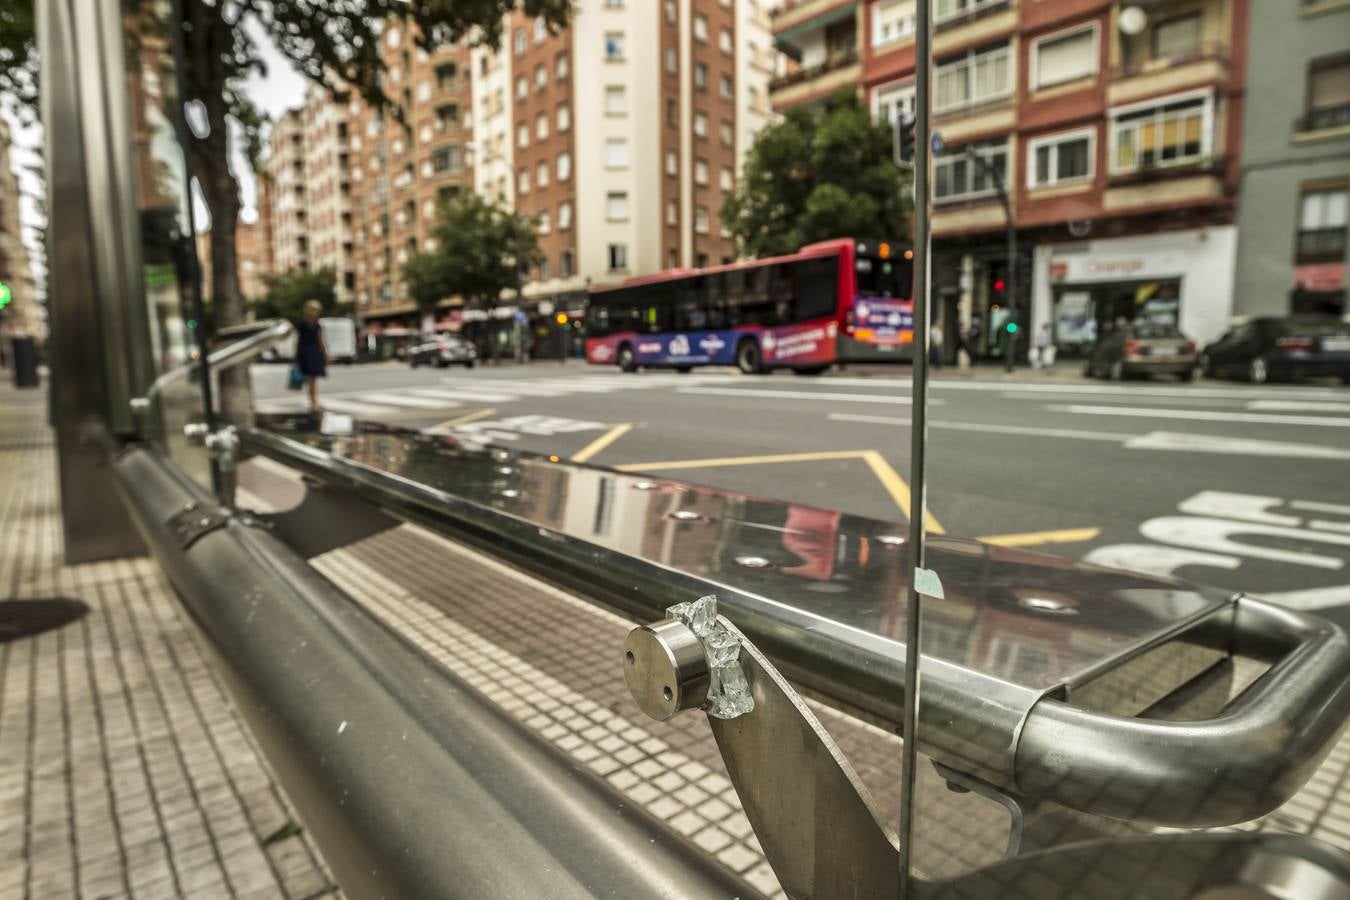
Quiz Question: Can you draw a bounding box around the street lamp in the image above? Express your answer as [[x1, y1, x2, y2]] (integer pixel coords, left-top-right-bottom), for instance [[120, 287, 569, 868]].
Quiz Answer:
[[964, 146, 1017, 373]]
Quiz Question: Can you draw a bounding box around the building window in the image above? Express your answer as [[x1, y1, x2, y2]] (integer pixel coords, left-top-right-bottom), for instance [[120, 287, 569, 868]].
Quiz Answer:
[[665, 151, 678, 175], [935, 0, 1002, 25], [605, 85, 627, 115], [436, 104, 459, 134], [694, 112, 709, 137], [720, 166, 733, 191], [666, 201, 678, 225], [667, 99, 678, 126], [605, 32, 626, 61], [609, 243, 629, 270], [539, 257, 550, 280], [561, 249, 575, 276], [557, 103, 571, 130], [537, 160, 550, 187], [664, 0, 676, 24], [720, 28, 733, 54], [557, 152, 572, 181], [607, 191, 630, 221], [695, 207, 710, 234], [606, 0, 624, 6], [536, 112, 549, 139], [534, 17, 547, 43], [559, 201, 573, 230], [1027, 128, 1094, 187], [694, 159, 709, 185], [517, 122, 529, 148], [606, 138, 630, 168], [518, 167, 531, 194], [936, 42, 1011, 112], [516, 76, 528, 100], [694, 14, 708, 42], [668, 249, 679, 268], [1032, 24, 1097, 90], [720, 119, 734, 146], [872, 0, 916, 48], [1297, 186, 1348, 263], [719, 75, 733, 99], [538, 208, 551, 235], [873, 82, 915, 124], [514, 28, 526, 55], [1304, 53, 1350, 132], [535, 63, 548, 90], [934, 138, 1008, 201], [1151, 13, 1201, 61], [694, 62, 708, 90], [696, 253, 709, 268], [1110, 91, 1212, 173], [431, 145, 461, 173], [556, 51, 570, 81], [386, 25, 401, 48], [417, 81, 432, 102]]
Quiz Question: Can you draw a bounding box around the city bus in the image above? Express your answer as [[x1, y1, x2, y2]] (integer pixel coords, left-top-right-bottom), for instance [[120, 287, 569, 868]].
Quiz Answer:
[[584, 238, 913, 374]]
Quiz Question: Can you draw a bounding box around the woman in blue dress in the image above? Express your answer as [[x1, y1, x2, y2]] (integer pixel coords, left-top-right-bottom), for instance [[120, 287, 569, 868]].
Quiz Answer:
[[296, 299, 328, 411]]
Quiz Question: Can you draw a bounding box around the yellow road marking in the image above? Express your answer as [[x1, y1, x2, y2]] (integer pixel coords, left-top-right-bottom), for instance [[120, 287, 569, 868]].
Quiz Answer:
[[613, 449, 865, 472], [614, 448, 943, 532], [572, 423, 633, 463], [427, 408, 497, 431], [860, 450, 945, 535], [977, 527, 1101, 548]]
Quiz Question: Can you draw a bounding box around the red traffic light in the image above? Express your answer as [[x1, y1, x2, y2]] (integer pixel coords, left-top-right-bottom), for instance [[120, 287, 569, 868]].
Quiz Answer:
[[993, 278, 1006, 292]]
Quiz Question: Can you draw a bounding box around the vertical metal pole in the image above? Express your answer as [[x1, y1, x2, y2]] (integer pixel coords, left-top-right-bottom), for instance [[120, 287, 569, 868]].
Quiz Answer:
[[997, 165, 1016, 374], [898, 0, 930, 894]]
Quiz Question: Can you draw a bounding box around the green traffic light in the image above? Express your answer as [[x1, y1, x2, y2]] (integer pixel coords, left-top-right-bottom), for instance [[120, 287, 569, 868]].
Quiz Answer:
[[0, 281, 11, 309], [1006, 322, 1018, 334], [187, 318, 198, 329]]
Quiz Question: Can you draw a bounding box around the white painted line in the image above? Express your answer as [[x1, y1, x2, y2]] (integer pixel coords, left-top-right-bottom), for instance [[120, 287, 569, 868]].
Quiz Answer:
[[321, 398, 406, 416], [1052, 404, 1350, 428], [1124, 432, 1350, 460], [816, 375, 1348, 399], [1246, 400, 1350, 412], [680, 386, 927, 405], [1001, 391, 1233, 407], [1292, 500, 1350, 516], [1310, 520, 1350, 535], [827, 412, 1129, 442], [359, 392, 460, 409]]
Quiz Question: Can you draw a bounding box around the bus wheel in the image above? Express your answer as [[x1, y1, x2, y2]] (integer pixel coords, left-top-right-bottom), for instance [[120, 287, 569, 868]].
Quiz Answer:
[[793, 366, 828, 376], [674, 365, 693, 373], [618, 344, 637, 373], [736, 339, 763, 375]]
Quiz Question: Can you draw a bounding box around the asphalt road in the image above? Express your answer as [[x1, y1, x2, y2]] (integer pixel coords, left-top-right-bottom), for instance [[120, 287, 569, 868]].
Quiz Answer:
[[253, 359, 1350, 624]]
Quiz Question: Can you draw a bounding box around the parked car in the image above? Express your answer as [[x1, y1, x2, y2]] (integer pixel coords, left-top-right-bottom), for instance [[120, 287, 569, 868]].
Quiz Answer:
[[1085, 323, 1198, 381], [1201, 316, 1350, 384], [408, 332, 478, 368]]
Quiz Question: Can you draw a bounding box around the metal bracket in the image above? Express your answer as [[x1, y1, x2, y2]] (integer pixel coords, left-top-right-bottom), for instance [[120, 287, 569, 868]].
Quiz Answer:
[[184, 423, 240, 509], [166, 501, 230, 550], [931, 761, 1026, 859]]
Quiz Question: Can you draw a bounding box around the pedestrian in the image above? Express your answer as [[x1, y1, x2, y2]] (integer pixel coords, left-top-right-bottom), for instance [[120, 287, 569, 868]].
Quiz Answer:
[[1034, 323, 1053, 369], [296, 299, 328, 412], [929, 322, 944, 368]]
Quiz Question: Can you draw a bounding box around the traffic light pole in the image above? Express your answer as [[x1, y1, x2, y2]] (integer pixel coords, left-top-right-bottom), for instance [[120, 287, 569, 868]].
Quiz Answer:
[[898, 0, 930, 894], [965, 149, 1017, 372]]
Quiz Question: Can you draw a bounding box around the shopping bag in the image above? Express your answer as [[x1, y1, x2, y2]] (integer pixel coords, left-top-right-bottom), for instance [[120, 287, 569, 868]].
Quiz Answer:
[[287, 365, 305, 390]]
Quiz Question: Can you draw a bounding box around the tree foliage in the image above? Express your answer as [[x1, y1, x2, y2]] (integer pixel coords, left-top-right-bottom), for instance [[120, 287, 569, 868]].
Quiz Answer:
[[403, 191, 542, 313], [0, 0, 37, 126], [254, 266, 338, 322], [722, 91, 912, 258]]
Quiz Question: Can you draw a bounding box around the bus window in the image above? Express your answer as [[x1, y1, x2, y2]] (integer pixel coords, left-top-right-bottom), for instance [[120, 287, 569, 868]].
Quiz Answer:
[[589, 304, 611, 337], [794, 256, 839, 320], [730, 267, 778, 326], [707, 273, 728, 329], [674, 277, 708, 331], [855, 255, 912, 299]]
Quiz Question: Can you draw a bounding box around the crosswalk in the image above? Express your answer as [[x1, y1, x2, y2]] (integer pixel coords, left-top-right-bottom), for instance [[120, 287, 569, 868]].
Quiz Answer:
[[256, 373, 736, 418]]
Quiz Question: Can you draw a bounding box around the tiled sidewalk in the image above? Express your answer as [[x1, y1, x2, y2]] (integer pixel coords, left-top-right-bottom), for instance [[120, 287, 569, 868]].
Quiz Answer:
[[0, 387, 340, 900]]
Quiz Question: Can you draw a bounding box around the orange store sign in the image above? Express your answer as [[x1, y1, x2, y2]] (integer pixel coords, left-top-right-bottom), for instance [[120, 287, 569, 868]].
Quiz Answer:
[[1294, 263, 1346, 293]]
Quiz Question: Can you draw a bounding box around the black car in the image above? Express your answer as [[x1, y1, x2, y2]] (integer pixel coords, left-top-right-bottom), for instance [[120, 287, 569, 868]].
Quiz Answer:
[[1201, 317, 1350, 384], [1085, 323, 1198, 381], [408, 333, 478, 368]]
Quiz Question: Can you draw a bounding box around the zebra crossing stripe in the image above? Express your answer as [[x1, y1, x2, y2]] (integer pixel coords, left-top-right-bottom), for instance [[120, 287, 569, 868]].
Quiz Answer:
[[359, 392, 461, 409]]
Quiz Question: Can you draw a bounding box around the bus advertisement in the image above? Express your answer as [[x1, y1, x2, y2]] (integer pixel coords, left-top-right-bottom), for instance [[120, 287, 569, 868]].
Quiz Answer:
[[584, 238, 913, 374]]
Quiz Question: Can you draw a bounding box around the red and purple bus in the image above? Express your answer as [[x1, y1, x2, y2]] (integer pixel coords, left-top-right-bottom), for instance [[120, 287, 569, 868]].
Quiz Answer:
[[584, 238, 914, 374]]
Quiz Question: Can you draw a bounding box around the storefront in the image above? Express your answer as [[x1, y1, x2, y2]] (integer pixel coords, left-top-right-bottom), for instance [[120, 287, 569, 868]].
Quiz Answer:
[[1030, 226, 1237, 356]]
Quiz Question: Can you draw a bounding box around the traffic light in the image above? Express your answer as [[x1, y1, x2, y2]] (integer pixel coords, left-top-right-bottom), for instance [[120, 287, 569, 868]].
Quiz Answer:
[[892, 112, 916, 170], [993, 278, 1005, 293], [1005, 321, 1018, 335], [554, 312, 568, 326], [0, 281, 10, 310]]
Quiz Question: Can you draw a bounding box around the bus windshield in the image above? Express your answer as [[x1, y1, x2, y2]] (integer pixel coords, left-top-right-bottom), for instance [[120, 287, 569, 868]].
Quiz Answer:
[[855, 255, 913, 299]]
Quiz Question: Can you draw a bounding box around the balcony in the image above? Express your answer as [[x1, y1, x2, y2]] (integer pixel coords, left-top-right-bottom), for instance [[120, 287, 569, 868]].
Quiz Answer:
[[769, 48, 860, 108], [934, 0, 1011, 33], [1109, 42, 1232, 106], [1297, 227, 1347, 265], [770, 0, 856, 37], [1295, 102, 1350, 136]]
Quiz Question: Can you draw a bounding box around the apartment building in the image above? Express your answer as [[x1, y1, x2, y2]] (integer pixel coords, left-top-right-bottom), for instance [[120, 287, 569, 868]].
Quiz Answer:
[[269, 109, 310, 275], [1233, 0, 1348, 319], [0, 118, 40, 340], [468, 0, 776, 338], [238, 174, 275, 304], [770, 0, 1249, 355], [301, 86, 356, 304]]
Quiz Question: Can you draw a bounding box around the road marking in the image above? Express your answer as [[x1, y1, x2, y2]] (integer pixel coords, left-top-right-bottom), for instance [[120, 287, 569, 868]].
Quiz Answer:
[[859, 450, 944, 534], [1293, 500, 1350, 516], [976, 527, 1101, 548], [614, 449, 867, 472], [1001, 392, 1231, 407], [1246, 400, 1350, 412], [572, 423, 633, 463], [828, 412, 1131, 442], [1123, 432, 1350, 459], [678, 386, 927, 405], [319, 398, 407, 416], [815, 375, 1349, 399], [359, 392, 458, 409], [1052, 404, 1350, 428], [427, 408, 498, 431], [1139, 516, 1350, 570]]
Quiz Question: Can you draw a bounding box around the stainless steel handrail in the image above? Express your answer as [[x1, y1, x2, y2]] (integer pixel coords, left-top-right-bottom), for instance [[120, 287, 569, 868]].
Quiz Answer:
[[239, 424, 1350, 829], [130, 318, 293, 415]]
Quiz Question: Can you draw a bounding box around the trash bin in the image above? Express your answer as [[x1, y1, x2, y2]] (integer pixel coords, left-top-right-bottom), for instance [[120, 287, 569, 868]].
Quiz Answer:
[[10, 336, 39, 388]]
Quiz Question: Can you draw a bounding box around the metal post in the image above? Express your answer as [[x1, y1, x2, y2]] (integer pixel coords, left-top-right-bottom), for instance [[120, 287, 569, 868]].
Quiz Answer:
[[898, 0, 930, 893], [966, 149, 1017, 373]]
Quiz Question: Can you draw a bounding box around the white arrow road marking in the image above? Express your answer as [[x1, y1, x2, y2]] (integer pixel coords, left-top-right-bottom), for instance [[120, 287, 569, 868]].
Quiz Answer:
[[1177, 491, 1302, 527], [1054, 405, 1350, 428], [1124, 431, 1350, 459], [1082, 544, 1242, 579], [1252, 585, 1350, 612], [1293, 500, 1350, 516], [1139, 516, 1350, 570]]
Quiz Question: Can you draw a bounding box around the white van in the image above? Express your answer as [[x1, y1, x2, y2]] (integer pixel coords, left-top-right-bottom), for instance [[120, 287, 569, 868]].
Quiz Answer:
[[320, 317, 357, 364]]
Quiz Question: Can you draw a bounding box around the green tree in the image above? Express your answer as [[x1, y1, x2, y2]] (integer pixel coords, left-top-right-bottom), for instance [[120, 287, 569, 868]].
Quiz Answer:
[[254, 266, 338, 322], [404, 192, 541, 363], [722, 91, 912, 258], [0, 0, 37, 126]]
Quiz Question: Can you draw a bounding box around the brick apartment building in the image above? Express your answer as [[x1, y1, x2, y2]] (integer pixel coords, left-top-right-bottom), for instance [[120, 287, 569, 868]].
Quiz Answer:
[[269, 109, 310, 276], [771, 0, 1250, 356]]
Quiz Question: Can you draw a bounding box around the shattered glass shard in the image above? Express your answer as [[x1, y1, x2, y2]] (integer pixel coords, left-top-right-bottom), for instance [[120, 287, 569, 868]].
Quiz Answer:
[[665, 595, 754, 720]]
